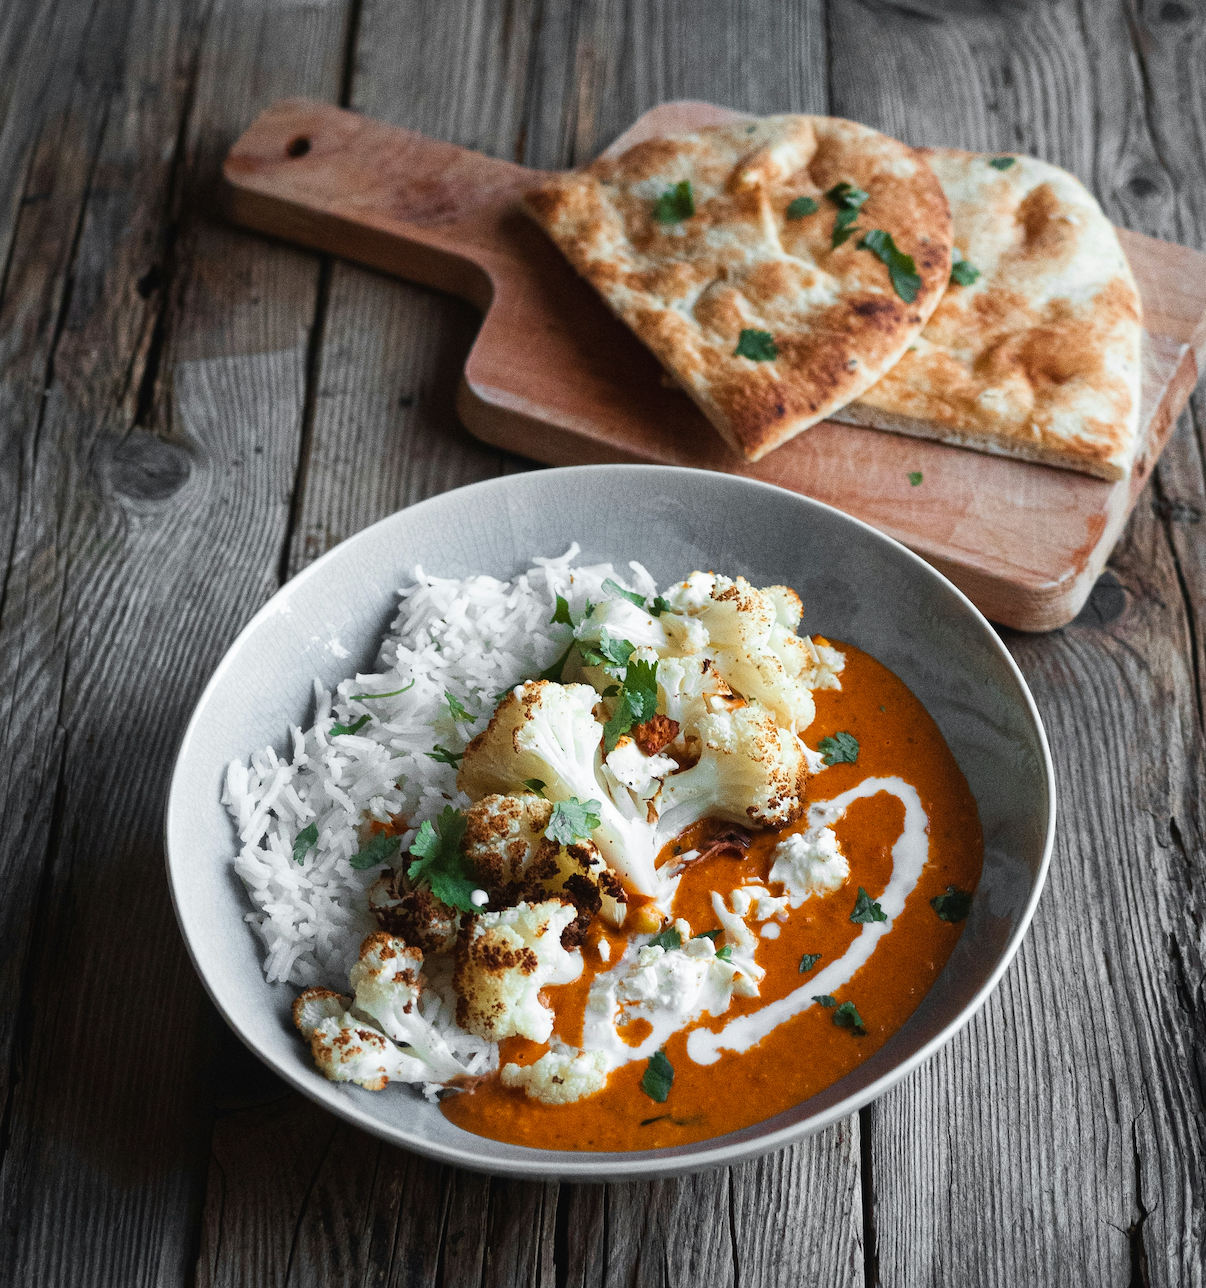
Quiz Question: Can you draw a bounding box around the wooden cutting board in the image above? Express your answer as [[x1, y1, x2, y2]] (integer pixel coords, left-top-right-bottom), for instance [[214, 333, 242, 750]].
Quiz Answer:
[[222, 98, 1206, 631]]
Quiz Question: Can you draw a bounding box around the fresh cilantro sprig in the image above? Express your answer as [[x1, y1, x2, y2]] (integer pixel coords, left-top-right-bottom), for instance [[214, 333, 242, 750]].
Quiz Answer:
[[813, 994, 836, 1007], [406, 806, 478, 912], [292, 821, 318, 865], [546, 797, 602, 845], [653, 180, 695, 224], [524, 778, 547, 797], [649, 595, 672, 617], [798, 952, 822, 974], [350, 679, 415, 701], [988, 156, 1015, 170], [329, 714, 370, 737], [908, 471, 924, 486], [425, 744, 464, 766], [818, 731, 859, 765], [931, 885, 972, 922], [649, 927, 683, 951], [444, 691, 473, 723], [695, 929, 722, 941], [577, 628, 635, 674], [603, 655, 659, 752], [851, 886, 887, 924], [351, 830, 400, 871], [950, 247, 981, 287], [734, 328, 778, 361], [833, 1000, 866, 1031], [641, 1049, 675, 1102], [859, 229, 922, 303], [602, 577, 648, 610], [550, 595, 574, 626], [716, 944, 734, 962], [827, 181, 869, 247], [786, 195, 819, 219]]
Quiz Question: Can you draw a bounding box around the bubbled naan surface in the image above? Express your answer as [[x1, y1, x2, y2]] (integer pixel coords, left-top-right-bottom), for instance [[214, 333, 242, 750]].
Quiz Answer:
[[524, 115, 953, 462], [833, 148, 1142, 480]]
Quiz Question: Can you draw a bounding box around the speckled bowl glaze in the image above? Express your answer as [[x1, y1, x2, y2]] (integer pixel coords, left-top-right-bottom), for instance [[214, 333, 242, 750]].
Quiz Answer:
[[165, 465, 1054, 1181]]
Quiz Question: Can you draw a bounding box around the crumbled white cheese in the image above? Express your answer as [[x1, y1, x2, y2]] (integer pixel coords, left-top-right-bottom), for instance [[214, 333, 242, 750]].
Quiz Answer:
[[760, 922, 781, 939], [769, 826, 849, 907], [597, 937, 611, 963]]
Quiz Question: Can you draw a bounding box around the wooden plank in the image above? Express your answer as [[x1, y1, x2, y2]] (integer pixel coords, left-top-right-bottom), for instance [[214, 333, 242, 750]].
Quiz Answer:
[[826, 1, 1206, 1283], [0, 0, 352, 1284]]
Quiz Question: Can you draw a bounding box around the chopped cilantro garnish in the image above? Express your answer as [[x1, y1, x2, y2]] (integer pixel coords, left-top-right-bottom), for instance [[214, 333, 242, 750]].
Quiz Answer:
[[695, 929, 722, 941], [538, 641, 574, 683], [602, 577, 648, 610], [649, 927, 683, 951], [813, 994, 836, 1007], [833, 1000, 866, 1031], [444, 691, 473, 723], [330, 714, 370, 737], [406, 806, 477, 912], [989, 156, 1015, 170], [546, 797, 602, 845], [653, 180, 695, 224], [818, 731, 859, 765], [424, 744, 464, 766], [798, 952, 822, 974], [292, 821, 318, 865], [351, 829, 400, 871], [859, 229, 921, 303], [851, 886, 887, 924], [734, 328, 778, 361], [641, 1049, 675, 1102], [601, 684, 620, 696], [827, 182, 869, 247], [577, 628, 635, 673], [550, 595, 574, 626], [786, 195, 819, 219], [523, 778, 547, 797], [931, 885, 972, 922], [603, 655, 659, 751], [649, 595, 672, 617], [350, 680, 415, 701], [950, 248, 981, 287], [716, 944, 733, 962], [908, 471, 924, 486]]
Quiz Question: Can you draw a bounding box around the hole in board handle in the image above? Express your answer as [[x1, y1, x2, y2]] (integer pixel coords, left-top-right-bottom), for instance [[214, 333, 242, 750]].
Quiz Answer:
[[286, 135, 311, 158]]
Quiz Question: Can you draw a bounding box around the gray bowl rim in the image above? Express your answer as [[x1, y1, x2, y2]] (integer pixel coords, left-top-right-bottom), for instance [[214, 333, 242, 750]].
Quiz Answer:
[[164, 463, 1055, 1182]]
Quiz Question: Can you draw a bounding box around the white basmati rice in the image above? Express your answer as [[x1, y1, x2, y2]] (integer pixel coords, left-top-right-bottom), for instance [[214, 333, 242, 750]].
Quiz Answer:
[[224, 544, 656, 991]]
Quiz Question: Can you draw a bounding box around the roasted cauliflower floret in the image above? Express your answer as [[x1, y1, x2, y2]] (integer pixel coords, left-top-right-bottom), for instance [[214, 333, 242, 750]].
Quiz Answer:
[[460, 793, 626, 943], [294, 982, 433, 1091], [458, 681, 662, 894], [461, 793, 559, 897], [308, 1015, 431, 1090], [348, 933, 470, 1082], [453, 899, 580, 1042], [500, 1044, 609, 1105], [368, 871, 459, 953], [656, 702, 808, 831]]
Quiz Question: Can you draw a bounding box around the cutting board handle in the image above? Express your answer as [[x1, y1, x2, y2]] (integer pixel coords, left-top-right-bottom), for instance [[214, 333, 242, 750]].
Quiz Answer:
[[222, 98, 549, 311]]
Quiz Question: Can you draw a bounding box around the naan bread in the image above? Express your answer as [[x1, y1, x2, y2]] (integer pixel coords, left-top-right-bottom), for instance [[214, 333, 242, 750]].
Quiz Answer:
[[832, 149, 1142, 480], [524, 115, 952, 461]]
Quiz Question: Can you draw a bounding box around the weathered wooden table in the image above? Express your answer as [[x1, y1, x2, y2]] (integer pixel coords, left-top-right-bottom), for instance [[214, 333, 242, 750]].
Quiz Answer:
[[2, 1, 1203, 1283]]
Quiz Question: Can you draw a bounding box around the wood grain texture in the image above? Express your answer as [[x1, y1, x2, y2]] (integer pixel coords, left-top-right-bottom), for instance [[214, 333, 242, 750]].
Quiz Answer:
[[0, 1, 1203, 1286], [827, 2, 1206, 1283], [0, 0, 350, 1283]]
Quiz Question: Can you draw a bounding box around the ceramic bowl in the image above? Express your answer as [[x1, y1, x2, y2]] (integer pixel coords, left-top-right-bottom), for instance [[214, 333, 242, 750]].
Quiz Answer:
[[165, 464, 1054, 1181]]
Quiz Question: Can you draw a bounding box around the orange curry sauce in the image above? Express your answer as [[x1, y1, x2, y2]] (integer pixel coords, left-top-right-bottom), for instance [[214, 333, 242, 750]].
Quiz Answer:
[[442, 642, 983, 1151]]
